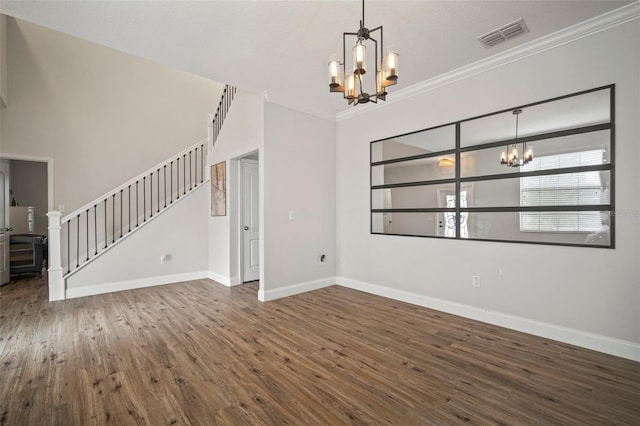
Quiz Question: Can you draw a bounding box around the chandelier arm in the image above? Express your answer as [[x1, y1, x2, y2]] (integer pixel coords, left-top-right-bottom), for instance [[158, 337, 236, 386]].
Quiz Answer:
[[380, 25, 384, 82], [342, 32, 347, 100], [373, 37, 379, 92]]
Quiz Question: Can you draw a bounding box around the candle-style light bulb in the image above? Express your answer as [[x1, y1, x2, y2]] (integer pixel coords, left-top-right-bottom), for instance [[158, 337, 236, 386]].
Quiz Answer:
[[386, 51, 399, 81], [328, 60, 342, 87], [353, 41, 366, 75], [525, 146, 533, 162], [345, 74, 356, 99]]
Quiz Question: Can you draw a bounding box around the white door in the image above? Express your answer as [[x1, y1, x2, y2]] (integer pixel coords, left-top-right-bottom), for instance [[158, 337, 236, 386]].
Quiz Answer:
[[241, 160, 259, 282], [436, 186, 472, 238], [0, 162, 11, 285]]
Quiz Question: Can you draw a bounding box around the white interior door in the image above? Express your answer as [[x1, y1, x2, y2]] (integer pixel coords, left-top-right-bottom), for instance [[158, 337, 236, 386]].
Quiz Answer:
[[241, 160, 259, 282], [0, 162, 11, 285], [436, 185, 472, 238]]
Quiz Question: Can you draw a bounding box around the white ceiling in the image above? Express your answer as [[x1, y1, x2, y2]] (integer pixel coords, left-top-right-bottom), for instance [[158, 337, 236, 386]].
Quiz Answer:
[[0, 1, 633, 119]]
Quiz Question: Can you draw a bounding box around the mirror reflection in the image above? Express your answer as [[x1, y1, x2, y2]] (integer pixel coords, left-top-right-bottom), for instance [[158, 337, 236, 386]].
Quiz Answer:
[[460, 89, 610, 148], [370, 85, 614, 248], [466, 171, 610, 208], [460, 130, 610, 178], [371, 125, 455, 163], [372, 156, 455, 186], [465, 211, 611, 246]]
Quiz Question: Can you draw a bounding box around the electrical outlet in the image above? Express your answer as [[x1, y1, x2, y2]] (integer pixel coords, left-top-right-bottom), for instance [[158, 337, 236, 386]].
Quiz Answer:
[[472, 276, 481, 287], [161, 254, 172, 264], [58, 204, 65, 213]]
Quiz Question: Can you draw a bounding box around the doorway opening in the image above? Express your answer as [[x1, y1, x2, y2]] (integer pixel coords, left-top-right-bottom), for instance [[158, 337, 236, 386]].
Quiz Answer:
[[0, 155, 53, 290]]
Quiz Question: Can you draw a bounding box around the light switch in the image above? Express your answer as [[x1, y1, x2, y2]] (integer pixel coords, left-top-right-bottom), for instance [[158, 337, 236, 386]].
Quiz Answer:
[[289, 210, 295, 220]]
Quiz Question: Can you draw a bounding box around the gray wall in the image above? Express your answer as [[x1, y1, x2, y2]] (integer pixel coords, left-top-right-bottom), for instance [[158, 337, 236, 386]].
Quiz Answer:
[[9, 159, 47, 234]]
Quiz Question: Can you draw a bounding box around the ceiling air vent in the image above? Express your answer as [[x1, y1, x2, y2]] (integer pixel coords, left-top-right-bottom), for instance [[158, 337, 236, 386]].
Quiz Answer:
[[477, 18, 529, 48]]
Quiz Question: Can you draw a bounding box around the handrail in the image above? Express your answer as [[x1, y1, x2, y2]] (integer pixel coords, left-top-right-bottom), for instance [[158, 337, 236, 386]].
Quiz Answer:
[[62, 138, 208, 222]]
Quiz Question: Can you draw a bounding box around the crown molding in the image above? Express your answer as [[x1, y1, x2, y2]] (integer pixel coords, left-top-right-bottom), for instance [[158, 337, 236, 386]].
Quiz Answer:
[[336, 1, 640, 122]]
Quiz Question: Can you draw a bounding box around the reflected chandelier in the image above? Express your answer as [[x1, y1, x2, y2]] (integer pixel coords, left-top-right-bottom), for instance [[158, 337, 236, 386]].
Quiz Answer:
[[500, 109, 533, 167], [328, 0, 398, 105]]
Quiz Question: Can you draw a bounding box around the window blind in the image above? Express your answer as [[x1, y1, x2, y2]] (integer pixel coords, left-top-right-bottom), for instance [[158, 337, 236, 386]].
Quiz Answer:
[[520, 149, 605, 232]]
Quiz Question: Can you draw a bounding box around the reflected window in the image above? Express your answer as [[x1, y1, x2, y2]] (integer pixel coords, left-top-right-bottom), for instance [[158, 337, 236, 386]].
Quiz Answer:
[[520, 150, 606, 232]]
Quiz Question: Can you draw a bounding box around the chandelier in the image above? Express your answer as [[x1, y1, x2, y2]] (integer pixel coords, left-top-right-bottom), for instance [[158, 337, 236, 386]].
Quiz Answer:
[[328, 0, 398, 106], [438, 157, 455, 168], [500, 109, 533, 167]]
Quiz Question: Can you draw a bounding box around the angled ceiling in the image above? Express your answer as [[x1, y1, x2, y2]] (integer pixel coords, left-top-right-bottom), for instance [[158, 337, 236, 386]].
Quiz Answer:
[[0, 1, 633, 119]]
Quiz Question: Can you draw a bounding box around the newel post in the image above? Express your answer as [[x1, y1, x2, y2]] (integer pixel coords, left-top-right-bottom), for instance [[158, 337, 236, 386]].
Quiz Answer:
[[47, 211, 65, 301]]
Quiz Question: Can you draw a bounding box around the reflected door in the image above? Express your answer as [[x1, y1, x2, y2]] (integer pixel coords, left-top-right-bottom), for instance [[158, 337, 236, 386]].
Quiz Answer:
[[437, 188, 470, 238], [383, 188, 392, 233], [0, 162, 10, 285]]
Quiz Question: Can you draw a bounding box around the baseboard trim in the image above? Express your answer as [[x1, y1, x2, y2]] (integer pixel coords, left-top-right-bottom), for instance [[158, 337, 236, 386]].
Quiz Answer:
[[258, 276, 335, 302], [336, 276, 640, 362], [66, 271, 212, 299], [207, 271, 233, 286]]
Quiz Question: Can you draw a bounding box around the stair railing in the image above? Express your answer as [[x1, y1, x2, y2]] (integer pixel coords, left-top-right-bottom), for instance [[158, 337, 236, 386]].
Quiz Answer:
[[47, 85, 237, 295], [212, 85, 237, 147], [60, 140, 208, 278]]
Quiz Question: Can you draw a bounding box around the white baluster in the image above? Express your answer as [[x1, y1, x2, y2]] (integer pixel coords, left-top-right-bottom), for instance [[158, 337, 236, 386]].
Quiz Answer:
[[208, 113, 214, 146]]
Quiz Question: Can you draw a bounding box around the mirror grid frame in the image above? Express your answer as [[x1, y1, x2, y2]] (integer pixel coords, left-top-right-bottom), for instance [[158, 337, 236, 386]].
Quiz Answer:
[[370, 84, 615, 249]]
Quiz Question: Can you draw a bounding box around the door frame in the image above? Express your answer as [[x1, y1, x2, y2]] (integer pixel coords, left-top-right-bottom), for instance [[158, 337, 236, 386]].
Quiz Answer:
[[237, 155, 259, 284]]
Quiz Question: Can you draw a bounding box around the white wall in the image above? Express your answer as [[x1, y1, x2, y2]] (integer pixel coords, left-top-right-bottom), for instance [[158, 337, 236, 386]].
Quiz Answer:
[[0, 14, 7, 107], [66, 184, 209, 295], [208, 91, 263, 285], [10, 159, 47, 234], [262, 102, 336, 300], [0, 17, 223, 213], [206, 94, 337, 300], [336, 20, 640, 356], [0, 14, 6, 145]]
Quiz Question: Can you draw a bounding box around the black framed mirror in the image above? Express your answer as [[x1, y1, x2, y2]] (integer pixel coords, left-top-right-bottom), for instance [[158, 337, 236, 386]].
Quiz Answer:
[[370, 85, 614, 248]]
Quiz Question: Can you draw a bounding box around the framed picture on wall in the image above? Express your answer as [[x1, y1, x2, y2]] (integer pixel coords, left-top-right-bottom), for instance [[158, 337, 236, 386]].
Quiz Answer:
[[211, 161, 226, 216]]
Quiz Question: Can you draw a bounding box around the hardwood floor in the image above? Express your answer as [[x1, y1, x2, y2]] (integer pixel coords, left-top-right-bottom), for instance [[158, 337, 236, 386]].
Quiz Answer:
[[1, 274, 639, 425]]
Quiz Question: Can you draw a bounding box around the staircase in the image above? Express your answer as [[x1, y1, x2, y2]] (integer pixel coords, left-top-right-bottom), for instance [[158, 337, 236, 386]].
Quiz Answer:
[[47, 85, 237, 298]]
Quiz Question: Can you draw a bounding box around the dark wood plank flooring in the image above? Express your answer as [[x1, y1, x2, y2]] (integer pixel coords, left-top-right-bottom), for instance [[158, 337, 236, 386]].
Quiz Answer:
[[1, 273, 639, 425]]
